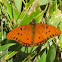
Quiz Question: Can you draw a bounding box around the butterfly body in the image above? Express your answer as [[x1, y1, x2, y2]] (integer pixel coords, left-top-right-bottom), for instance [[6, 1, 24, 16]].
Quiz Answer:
[[7, 24, 61, 47]]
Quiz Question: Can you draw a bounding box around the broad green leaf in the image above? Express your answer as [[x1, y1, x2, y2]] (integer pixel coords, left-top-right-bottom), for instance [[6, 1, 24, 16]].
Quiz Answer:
[[19, 13, 32, 26], [26, 0, 35, 9], [6, 1, 13, 20], [13, 7, 20, 22], [38, 50, 46, 62], [19, 1, 47, 26], [14, 0, 22, 12], [34, 11, 44, 23], [21, 47, 25, 52], [38, 0, 50, 5], [7, 58, 13, 62], [49, 2, 56, 16], [30, 5, 41, 19], [18, 10, 26, 22], [19, 5, 41, 26], [0, 43, 16, 52], [49, 9, 62, 26], [46, 43, 56, 62]]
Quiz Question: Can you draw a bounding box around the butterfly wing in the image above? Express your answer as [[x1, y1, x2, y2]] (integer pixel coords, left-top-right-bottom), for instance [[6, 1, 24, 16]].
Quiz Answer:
[[7, 25, 32, 46], [34, 24, 61, 46]]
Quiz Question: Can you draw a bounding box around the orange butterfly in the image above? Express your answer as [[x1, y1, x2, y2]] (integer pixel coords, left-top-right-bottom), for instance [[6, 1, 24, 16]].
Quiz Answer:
[[7, 24, 61, 47]]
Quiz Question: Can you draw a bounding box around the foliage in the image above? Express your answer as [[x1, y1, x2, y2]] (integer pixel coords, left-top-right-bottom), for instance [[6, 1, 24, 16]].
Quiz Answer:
[[0, 0, 62, 62]]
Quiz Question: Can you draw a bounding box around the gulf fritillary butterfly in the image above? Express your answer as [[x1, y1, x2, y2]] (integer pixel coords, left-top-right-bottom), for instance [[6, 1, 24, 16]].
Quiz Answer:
[[7, 24, 61, 47]]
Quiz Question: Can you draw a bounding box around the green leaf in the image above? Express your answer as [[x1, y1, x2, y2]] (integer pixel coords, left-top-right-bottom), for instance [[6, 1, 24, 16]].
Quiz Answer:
[[4, 31, 6, 39], [0, 3, 1, 14], [6, 1, 13, 20], [14, 0, 22, 12], [5, 44, 21, 60], [49, 9, 62, 26], [5, 50, 18, 60], [40, 38, 53, 51], [34, 11, 44, 23], [46, 43, 56, 62], [13, 7, 20, 22], [26, 0, 35, 9], [38, 50, 46, 62], [19, 5, 41, 26], [21, 47, 25, 52], [7, 58, 13, 62], [38, 0, 50, 5], [28, 46, 38, 53], [32, 46, 38, 52], [60, 20, 62, 51], [19, 13, 32, 26], [20, 46, 38, 53], [1, 49, 8, 62], [0, 43, 16, 52], [3, 0, 13, 20], [49, 2, 56, 16], [1, 4, 10, 21]]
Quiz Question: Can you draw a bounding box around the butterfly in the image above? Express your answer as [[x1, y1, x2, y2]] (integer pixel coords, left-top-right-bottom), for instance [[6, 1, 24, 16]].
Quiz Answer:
[[7, 24, 61, 47]]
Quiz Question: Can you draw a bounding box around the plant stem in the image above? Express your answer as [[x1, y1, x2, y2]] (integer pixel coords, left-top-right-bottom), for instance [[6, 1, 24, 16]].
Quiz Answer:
[[1, 21, 4, 40], [22, 0, 26, 6]]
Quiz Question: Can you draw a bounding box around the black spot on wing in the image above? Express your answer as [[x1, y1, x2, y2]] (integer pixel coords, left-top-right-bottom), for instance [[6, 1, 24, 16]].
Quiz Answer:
[[46, 25, 48, 29], [41, 24, 45, 28], [18, 40, 20, 42], [21, 34, 22, 36], [18, 33, 20, 35], [27, 38, 29, 40], [20, 27, 22, 31], [24, 26, 27, 30], [46, 32, 47, 34], [52, 34, 54, 36], [35, 39, 47, 46], [50, 35, 52, 37], [13, 37, 15, 39], [16, 38, 18, 40], [47, 37, 49, 40], [39, 37, 41, 39], [49, 31, 50, 32], [21, 42, 31, 46], [24, 28, 25, 30]]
